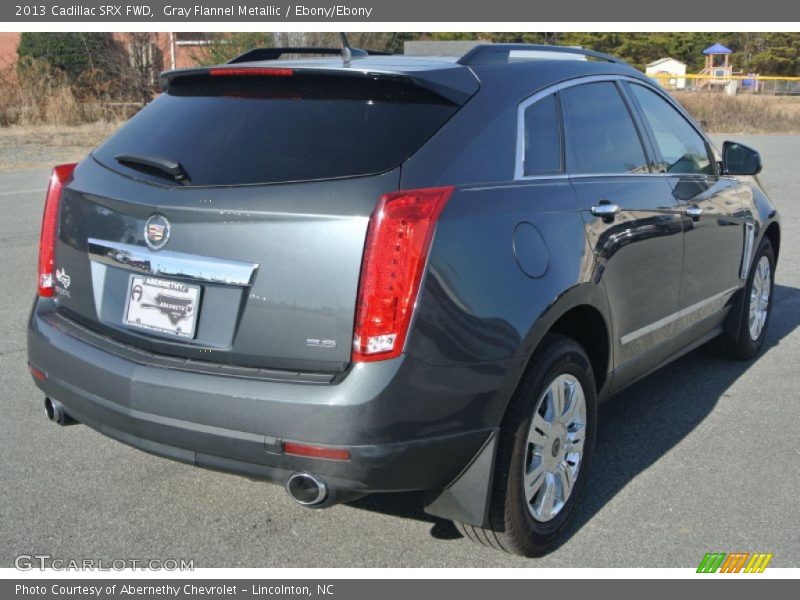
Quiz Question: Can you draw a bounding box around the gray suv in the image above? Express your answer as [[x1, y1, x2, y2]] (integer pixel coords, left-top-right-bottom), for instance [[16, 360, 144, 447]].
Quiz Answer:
[[27, 44, 780, 556]]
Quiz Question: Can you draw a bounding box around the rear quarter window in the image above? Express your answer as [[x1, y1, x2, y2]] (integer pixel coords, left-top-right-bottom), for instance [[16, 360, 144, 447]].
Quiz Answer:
[[93, 73, 460, 187], [521, 93, 562, 176]]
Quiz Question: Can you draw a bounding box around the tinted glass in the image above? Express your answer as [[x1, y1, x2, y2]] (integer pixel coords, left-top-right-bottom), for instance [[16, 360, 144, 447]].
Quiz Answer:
[[629, 84, 713, 175], [94, 75, 459, 186], [561, 82, 648, 174], [522, 94, 561, 175]]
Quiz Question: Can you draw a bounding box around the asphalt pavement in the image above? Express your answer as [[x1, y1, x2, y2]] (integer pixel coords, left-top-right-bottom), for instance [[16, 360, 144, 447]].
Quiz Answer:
[[1, 135, 798, 568]]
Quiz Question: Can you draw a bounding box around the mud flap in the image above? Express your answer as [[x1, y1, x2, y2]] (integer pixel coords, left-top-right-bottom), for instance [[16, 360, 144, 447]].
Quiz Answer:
[[422, 429, 498, 527]]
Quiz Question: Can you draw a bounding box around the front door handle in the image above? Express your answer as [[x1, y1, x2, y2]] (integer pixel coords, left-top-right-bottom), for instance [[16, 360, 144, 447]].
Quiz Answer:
[[686, 205, 703, 220], [591, 202, 620, 221]]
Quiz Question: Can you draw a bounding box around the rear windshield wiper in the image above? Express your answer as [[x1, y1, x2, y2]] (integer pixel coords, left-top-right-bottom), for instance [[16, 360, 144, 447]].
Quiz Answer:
[[115, 153, 190, 184]]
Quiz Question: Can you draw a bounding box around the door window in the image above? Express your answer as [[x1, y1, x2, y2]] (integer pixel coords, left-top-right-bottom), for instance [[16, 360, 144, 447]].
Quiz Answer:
[[628, 84, 714, 175], [560, 82, 649, 174]]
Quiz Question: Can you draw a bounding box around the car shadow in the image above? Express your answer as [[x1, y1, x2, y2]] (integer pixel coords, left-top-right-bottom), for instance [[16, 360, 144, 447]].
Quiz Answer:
[[348, 284, 800, 546]]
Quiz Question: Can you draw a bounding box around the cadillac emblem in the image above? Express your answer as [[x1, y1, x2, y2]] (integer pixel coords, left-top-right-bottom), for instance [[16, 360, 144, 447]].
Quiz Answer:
[[145, 214, 170, 251]]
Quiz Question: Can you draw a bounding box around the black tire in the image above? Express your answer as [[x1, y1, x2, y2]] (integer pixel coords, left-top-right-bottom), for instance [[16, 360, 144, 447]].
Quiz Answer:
[[708, 238, 775, 360], [456, 333, 598, 556]]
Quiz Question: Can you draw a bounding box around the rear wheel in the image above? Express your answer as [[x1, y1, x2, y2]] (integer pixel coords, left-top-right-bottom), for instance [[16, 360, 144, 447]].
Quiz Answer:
[[456, 334, 597, 556], [709, 238, 775, 360]]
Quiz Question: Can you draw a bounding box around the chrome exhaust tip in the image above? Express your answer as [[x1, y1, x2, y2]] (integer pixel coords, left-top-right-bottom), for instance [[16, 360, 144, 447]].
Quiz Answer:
[[286, 472, 328, 507], [44, 397, 77, 426]]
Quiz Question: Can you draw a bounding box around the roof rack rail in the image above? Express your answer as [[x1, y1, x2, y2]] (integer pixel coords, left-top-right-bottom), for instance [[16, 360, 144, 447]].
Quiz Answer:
[[228, 47, 389, 64], [457, 44, 627, 66]]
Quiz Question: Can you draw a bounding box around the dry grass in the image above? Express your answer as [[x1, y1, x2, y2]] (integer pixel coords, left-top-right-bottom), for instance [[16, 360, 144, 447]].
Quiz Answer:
[[0, 122, 122, 171], [673, 92, 800, 134], [0, 62, 139, 127]]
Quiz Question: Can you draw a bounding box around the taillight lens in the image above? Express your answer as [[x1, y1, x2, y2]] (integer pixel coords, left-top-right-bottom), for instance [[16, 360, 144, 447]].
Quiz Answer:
[[352, 186, 454, 362], [37, 163, 76, 297]]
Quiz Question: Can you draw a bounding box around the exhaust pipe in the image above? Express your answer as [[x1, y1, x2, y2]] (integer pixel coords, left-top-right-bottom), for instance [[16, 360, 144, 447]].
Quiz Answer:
[[44, 397, 77, 426], [286, 472, 328, 507]]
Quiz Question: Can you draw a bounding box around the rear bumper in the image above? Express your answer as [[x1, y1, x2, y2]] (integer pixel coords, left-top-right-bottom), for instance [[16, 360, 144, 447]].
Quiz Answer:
[[27, 301, 504, 494]]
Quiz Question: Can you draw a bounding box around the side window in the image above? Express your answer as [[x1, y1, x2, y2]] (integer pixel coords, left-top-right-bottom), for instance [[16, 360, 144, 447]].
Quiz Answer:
[[629, 84, 713, 175], [560, 82, 649, 174], [522, 94, 562, 176]]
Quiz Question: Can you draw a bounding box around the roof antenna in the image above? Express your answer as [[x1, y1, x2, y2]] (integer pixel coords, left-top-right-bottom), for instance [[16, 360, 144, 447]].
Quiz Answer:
[[340, 32, 352, 67]]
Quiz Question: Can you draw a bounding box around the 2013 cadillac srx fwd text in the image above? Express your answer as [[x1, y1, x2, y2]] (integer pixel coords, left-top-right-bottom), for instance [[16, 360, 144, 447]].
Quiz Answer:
[[27, 44, 781, 556]]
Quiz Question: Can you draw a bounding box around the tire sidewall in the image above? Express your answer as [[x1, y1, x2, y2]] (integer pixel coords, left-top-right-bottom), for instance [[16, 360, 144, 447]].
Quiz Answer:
[[505, 342, 598, 544]]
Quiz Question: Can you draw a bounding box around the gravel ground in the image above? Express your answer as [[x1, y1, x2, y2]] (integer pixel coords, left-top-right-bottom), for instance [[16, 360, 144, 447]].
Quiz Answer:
[[0, 134, 798, 568]]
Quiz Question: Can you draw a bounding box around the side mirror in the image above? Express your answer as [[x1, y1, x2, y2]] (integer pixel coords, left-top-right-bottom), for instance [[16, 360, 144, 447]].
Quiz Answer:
[[722, 141, 762, 175]]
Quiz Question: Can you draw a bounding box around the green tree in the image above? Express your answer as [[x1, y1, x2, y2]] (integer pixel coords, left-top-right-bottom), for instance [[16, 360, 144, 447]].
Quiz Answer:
[[17, 32, 122, 83]]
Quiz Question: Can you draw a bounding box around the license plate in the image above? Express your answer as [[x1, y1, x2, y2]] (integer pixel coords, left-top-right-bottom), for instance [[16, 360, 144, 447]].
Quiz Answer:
[[123, 275, 201, 339]]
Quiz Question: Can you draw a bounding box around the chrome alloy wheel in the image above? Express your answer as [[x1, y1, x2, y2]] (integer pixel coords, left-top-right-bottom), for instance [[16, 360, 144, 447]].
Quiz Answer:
[[749, 256, 772, 341], [523, 374, 587, 522]]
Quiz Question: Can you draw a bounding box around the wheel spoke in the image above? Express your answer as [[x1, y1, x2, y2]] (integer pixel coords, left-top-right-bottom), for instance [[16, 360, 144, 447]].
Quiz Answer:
[[565, 433, 584, 455], [560, 381, 581, 427], [524, 461, 546, 501], [535, 472, 557, 518], [558, 464, 574, 499], [528, 413, 551, 447], [561, 383, 583, 427], [550, 379, 566, 421]]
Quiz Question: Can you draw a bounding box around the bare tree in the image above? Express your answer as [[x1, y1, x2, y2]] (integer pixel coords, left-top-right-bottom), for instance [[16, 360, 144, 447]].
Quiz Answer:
[[126, 33, 163, 105]]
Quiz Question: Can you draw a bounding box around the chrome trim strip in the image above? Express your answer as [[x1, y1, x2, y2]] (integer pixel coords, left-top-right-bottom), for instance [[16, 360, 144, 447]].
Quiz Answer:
[[88, 239, 259, 287], [741, 222, 756, 280], [620, 286, 738, 346]]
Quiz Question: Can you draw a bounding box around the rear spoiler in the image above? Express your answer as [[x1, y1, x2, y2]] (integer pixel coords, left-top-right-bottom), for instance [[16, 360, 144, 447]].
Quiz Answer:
[[159, 64, 479, 106], [228, 47, 390, 63]]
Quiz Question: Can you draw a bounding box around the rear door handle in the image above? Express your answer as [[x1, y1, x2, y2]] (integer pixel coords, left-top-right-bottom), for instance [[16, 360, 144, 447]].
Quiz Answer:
[[686, 205, 703, 220], [591, 202, 620, 220]]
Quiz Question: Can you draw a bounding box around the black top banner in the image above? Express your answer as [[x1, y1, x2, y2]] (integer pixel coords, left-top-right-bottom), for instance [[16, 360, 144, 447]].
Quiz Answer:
[[4, 0, 800, 22]]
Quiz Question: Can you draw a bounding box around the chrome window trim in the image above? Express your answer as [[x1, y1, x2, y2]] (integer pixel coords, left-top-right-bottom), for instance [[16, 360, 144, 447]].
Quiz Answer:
[[88, 239, 260, 287], [515, 75, 651, 181], [514, 74, 719, 182]]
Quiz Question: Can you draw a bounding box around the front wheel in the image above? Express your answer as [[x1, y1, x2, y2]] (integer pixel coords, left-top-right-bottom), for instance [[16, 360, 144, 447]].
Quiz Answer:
[[456, 334, 597, 556], [710, 238, 775, 360]]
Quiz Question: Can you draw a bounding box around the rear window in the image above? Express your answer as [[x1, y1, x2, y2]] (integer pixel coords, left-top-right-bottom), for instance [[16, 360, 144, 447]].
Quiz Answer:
[[93, 73, 460, 187]]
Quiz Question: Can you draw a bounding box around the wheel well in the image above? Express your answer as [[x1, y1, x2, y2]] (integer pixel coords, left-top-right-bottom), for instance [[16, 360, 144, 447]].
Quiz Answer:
[[548, 305, 610, 392], [764, 222, 780, 262]]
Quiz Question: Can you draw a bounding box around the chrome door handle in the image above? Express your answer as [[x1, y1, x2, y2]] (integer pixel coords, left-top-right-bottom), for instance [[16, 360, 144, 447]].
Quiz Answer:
[[591, 203, 620, 219], [686, 205, 703, 219]]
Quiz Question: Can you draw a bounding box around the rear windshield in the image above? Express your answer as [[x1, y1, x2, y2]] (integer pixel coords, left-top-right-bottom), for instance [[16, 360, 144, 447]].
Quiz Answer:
[[93, 73, 459, 187]]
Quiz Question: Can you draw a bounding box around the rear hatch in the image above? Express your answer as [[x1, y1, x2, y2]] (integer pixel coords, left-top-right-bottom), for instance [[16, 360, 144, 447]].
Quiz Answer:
[[53, 62, 475, 373]]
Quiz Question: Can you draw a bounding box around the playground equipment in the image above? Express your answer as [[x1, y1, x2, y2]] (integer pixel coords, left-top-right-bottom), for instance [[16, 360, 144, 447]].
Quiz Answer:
[[646, 43, 800, 94], [697, 43, 733, 89]]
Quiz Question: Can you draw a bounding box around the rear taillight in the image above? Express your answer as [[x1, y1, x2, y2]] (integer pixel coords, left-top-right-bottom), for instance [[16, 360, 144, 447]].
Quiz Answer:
[[352, 186, 454, 362], [37, 163, 76, 297]]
